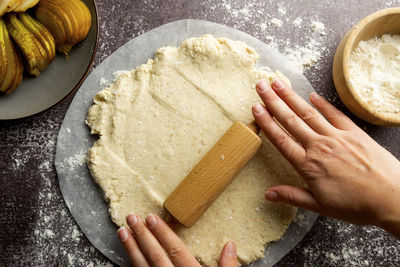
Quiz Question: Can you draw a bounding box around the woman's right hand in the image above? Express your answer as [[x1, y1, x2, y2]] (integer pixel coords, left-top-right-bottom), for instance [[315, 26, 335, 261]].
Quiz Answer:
[[252, 79, 400, 238]]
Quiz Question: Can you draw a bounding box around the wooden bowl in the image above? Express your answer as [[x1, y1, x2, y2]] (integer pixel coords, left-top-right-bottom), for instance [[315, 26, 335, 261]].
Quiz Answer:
[[333, 8, 400, 126]]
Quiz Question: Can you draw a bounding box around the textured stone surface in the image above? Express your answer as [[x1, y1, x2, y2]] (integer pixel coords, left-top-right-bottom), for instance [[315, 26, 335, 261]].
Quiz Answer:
[[1, 0, 400, 266]]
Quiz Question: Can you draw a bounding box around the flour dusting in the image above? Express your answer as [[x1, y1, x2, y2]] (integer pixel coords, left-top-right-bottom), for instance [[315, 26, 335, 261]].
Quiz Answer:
[[277, 6, 286, 16], [271, 18, 283, 27], [112, 70, 130, 81], [293, 17, 303, 27], [63, 150, 87, 171], [100, 77, 110, 87], [311, 20, 326, 35], [284, 40, 324, 72]]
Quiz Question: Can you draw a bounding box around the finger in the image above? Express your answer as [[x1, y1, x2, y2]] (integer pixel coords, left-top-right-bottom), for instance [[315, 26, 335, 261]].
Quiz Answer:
[[252, 103, 306, 164], [145, 214, 200, 267], [127, 214, 174, 267], [309, 93, 357, 131], [256, 80, 318, 146], [219, 242, 238, 267], [265, 185, 325, 214], [271, 80, 336, 136], [118, 227, 150, 267]]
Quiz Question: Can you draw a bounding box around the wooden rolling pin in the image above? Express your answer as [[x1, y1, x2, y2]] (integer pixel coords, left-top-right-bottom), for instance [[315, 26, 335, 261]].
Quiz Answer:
[[163, 121, 262, 229]]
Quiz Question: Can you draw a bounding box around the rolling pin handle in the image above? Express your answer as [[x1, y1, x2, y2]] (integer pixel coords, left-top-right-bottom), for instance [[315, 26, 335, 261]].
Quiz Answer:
[[164, 212, 180, 231], [247, 120, 260, 135]]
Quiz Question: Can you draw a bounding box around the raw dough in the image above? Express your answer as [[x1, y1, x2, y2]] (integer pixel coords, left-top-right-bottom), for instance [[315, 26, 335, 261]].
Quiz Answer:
[[86, 34, 304, 266]]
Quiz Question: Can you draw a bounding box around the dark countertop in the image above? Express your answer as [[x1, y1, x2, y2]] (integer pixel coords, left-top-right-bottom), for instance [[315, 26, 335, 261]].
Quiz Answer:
[[1, 0, 400, 266]]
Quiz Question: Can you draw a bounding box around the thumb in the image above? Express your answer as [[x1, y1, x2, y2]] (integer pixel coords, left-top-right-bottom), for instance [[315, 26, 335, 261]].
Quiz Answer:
[[219, 242, 238, 267], [265, 185, 324, 214]]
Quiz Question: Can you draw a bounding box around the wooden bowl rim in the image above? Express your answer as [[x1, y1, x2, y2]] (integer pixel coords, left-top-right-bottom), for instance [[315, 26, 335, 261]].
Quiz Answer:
[[342, 7, 400, 124]]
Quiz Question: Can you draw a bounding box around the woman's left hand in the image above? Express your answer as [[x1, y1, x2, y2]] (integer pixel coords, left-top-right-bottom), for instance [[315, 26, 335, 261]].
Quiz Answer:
[[118, 213, 238, 267]]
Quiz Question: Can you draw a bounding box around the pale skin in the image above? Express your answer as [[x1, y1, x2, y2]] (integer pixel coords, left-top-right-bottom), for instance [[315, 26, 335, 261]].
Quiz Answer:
[[118, 79, 400, 266]]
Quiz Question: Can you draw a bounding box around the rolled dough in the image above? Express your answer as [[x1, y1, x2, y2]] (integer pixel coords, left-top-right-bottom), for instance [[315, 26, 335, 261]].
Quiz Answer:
[[86, 34, 304, 266]]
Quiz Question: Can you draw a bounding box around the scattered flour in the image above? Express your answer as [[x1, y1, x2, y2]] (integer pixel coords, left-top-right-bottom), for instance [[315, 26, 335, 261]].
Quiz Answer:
[[293, 212, 306, 226], [112, 70, 130, 81], [311, 20, 326, 35], [44, 216, 51, 224], [100, 77, 110, 87], [71, 225, 83, 241], [298, 217, 400, 266], [63, 150, 87, 171], [293, 17, 303, 27], [239, 7, 250, 17], [39, 161, 52, 172], [219, 0, 327, 73], [13, 158, 22, 169], [260, 22, 267, 31], [271, 18, 283, 27], [277, 7, 286, 16], [284, 39, 324, 71], [326, 252, 341, 264], [44, 229, 55, 238], [11, 149, 30, 170], [221, 0, 255, 20], [27, 146, 113, 266]]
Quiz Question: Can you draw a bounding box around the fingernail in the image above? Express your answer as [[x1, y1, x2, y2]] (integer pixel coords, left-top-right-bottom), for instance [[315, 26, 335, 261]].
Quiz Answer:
[[256, 80, 269, 93], [265, 191, 279, 201], [272, 79, 285, 90], [310, 92, 321, 100], [226, 242, 237, 257], [253, 103, 265, 115], [127, 213, 138, 227], [145, 214, 158, 229], [118, 227, 129, 242]]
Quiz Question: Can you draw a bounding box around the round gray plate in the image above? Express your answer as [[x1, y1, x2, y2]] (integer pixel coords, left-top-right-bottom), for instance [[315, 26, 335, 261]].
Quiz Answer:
[[0, 0, 99, 120], [55, 19, 318, 267]]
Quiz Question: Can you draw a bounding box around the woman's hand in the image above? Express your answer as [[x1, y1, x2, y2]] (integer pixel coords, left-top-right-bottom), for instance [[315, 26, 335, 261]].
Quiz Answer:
[[252, 79, 400, 238], [118, 213, 238, 267]]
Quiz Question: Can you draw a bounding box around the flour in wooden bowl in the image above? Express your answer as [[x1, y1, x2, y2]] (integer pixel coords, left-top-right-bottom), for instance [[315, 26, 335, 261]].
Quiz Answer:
[[349, 34, 400, 116]]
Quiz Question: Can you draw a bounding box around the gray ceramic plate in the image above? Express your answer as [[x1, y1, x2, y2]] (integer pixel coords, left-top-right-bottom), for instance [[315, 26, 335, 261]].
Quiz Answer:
[[0, 0, 99, 120]]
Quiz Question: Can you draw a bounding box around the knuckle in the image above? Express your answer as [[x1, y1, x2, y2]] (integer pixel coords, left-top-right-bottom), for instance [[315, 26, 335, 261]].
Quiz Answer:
[[167, 244, 186, 259], [132, 225, 144, 236], [148, 249, 165, 264], [333, 109, 345, 117], [264, 89, 278, 101], [328, 108, 352, 123], [281, 87, 294, 97], [153, 226, 171, 240], [315, 141, 335, 155], [302, 160, 319, 173], [282, 191, 296, 206], [300, 107, 318, 122], [327, 109, 344, 120], [282, 113, 298, 127], [299, 160, 321, 181], [273, 133, 289, 150], [257, 112, 272, 126], [308, 137, 336, 155]]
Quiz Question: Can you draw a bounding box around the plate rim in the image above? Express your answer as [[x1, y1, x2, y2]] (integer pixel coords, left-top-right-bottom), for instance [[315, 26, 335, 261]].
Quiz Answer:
[[0, 0, 100, 121]]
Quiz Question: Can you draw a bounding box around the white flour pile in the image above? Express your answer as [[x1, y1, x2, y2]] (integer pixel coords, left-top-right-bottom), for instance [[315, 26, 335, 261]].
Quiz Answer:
[[349, 34, 400, 114]]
